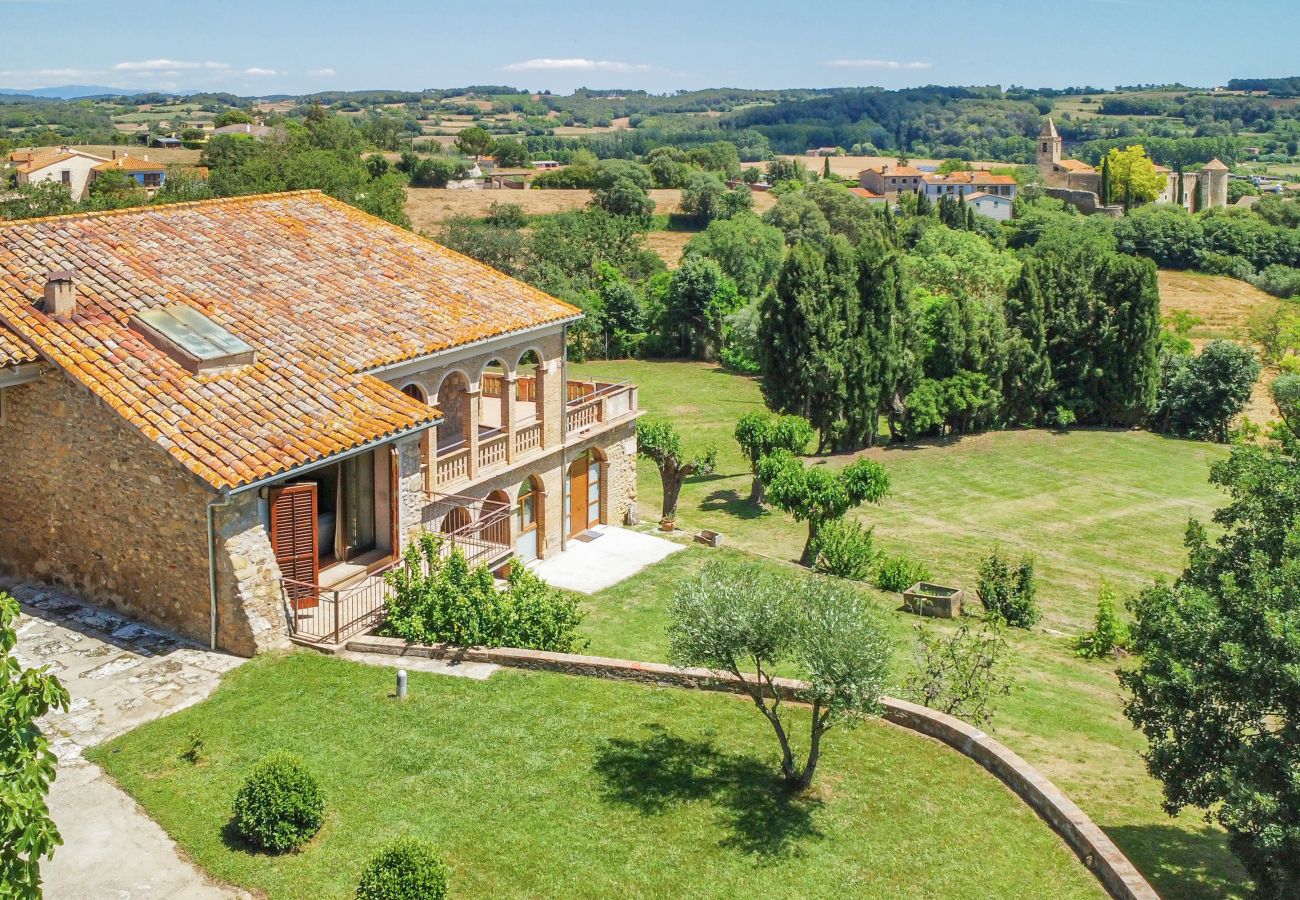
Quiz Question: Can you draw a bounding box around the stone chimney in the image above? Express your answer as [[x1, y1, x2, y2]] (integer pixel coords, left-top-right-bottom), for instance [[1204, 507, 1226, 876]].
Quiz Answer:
[[43, 270, 77, 319]]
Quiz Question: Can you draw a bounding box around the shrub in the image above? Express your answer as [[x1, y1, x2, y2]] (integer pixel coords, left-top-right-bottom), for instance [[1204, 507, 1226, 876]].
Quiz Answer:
[[355, 837, 449, 900], [1195, 250, 1253, 280], [1250, 263, 1300, 299], [976, 549, 1040, 628], [232, 751, 324, 853], [1075, 582, 1130, 659], [810, 519, 879, 580], [904, 620, 1015, 727], [381, 534, 584, 652], [874, 554, 931, 593]]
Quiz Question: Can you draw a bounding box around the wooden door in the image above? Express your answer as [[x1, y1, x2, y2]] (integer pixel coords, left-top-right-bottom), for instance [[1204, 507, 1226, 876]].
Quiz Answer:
[[569, 456, 588, 539], [270, 483, 319, 610]]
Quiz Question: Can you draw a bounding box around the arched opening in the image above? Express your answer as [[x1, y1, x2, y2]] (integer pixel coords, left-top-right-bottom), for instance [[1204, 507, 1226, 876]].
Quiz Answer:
[[516, 475, 542, 561], [565, 448, 605, 539], [478, 358, 510, 434], [484, 489, 511, 548], [401, 383, 432, 480], [434, 370, 471, 454], [441, 505, 472, 535], [513, 349, 545, 454]]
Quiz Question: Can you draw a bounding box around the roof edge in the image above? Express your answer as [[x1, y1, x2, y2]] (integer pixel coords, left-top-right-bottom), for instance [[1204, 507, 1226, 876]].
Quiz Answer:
[[0, 189, 326, 230]]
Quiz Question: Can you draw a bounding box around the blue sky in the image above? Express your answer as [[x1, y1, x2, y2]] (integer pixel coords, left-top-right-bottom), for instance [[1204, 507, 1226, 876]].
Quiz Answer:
[[0, 0, 1293, 94]]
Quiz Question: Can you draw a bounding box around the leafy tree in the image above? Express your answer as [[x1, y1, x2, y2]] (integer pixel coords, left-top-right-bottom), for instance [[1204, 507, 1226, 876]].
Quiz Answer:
[[1001, 259, 1054, 426], [679, 170, 745, 226], [762, 191, 832, 246], [1154, 339, 1261, 442], [766, 156, 811, 185], [757, 450, 889, 566], [662, 256, 741, 359], [683, 213, 786, 300], [491, 138, 530, 168], [667, 559, 891, 790], [213, 108, 253, 128], [734, 411, 814, 503], [590, 176, 655, 223], [1122, 442, 1300, 898], [438, 217, 527, 277], [1, 591, 70, 896], [636, 418, 718, 525], [1103, 144, 1165, 206], [0, 181, 78, 220], [454, 125, 494, 161], [904, 619, 1014, 727]]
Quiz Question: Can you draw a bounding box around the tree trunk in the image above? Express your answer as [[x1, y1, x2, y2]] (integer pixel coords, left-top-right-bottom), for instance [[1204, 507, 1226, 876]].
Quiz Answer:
[[794, 704, 828, 791], [799, 522, 818, 567], [748, 476, 766, 505], [661, 467, 684, 520]]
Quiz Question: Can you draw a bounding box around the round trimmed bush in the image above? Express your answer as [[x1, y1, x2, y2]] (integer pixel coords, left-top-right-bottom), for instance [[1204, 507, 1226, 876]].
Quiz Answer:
[[232, 751, 324, 853], [356, 837, 449, 900]]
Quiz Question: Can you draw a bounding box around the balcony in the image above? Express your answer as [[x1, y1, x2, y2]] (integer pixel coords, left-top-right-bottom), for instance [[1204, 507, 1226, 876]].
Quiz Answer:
[[429, 375, 637, 489]]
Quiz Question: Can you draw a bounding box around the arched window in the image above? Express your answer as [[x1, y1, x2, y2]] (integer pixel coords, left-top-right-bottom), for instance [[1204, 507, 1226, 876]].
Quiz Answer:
[[516, 476, 542, 561]]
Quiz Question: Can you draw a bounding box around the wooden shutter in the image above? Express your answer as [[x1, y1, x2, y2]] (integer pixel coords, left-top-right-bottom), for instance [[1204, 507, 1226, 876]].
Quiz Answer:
[[270, 483, 319, 610]]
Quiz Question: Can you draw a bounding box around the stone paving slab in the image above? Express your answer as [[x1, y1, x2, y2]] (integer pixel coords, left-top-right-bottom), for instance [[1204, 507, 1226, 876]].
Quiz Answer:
[[3, 578, 248, 899], [528, 524, 684, 594]]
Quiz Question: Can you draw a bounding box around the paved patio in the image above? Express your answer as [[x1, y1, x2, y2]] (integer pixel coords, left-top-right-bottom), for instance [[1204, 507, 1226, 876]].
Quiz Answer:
[[4, 579, 248, 899], [528, 525, 684, 593]]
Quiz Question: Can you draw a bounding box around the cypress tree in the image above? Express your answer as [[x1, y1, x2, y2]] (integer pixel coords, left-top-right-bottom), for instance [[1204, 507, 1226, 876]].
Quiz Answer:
[[1100, 156, 1112, 206], [823, 156, 831, 179], [915, 191, 932, 216], [1002, 259, 1054, 426]]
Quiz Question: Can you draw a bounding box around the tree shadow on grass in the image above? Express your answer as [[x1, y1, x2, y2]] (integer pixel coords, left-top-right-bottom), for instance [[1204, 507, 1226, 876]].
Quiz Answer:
[[699, 488, 768, 521], [1104, 821, 1248, 900], [592, 725, 822, 857]]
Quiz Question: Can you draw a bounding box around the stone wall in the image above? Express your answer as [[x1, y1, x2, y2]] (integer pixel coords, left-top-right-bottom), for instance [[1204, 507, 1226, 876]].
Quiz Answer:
[[346, 635, 1159, 900], [1045, 186, 1103, 215], [0, 370, 289, 655]]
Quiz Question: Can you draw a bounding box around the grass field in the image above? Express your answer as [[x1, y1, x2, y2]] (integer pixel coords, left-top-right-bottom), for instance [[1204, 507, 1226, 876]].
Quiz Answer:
[[568, 359, 1248, 899], [91, 653, 1102, 900]]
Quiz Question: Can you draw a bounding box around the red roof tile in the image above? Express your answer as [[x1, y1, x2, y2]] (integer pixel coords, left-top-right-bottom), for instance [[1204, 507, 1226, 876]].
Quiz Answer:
[[0, 323, 37, 366], [0, 191, 582, 490]]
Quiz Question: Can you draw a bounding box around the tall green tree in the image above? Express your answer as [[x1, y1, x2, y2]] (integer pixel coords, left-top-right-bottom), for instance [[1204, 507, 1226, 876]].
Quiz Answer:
[[734, 411, 814, 503], [1, 592, 70, 897], [454, 126, 494, 162], [1001, 259, 1053, 426], [664, 256, 741, 359]]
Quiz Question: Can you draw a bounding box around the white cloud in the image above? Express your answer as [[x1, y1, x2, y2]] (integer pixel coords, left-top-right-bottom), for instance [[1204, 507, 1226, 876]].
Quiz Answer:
[[113, 59, 229, 72], [825, 58, 932, 71], [307, 67, 336, 77], [502, 57, 649, 73], [243, 67, 277, 76]]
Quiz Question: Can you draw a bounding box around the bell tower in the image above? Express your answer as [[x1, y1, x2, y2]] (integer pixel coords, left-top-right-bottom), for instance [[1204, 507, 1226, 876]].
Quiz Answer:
[[1037, 118, 1062, 175]]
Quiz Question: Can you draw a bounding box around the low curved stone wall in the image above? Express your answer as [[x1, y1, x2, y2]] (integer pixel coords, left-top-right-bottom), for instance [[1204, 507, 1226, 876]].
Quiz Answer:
[[345, 635, 1159, 900]]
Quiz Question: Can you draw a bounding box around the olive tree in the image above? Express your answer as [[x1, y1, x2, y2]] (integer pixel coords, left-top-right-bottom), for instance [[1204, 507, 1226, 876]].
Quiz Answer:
[[635, 418, 717, 526], [733, 411, 814, 504], [668, 560, 891, 790], [1, 592, 69, 897], [757, 450, 889, 566]]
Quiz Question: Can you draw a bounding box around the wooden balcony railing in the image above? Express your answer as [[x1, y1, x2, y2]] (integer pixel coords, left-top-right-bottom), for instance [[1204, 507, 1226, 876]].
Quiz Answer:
[[478, 430, 508, 469], [566, 381, 637, 438], [514, 420, 542, 454]]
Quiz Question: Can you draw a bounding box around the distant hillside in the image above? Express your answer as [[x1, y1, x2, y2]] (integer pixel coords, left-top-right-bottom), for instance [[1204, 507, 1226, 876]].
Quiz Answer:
[[0, 85, 152, 100]]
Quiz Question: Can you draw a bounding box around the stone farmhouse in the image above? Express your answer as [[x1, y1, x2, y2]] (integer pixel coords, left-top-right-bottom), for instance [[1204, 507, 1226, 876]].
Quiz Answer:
[[0, 191, 640, 655], [917, 171, 1018, 203], [856, 165, 1016, 218], [1036, 118, 1229, 214]]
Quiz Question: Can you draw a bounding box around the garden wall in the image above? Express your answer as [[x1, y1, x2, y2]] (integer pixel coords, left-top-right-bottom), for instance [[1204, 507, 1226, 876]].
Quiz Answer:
[[346, 634, 1159, 900]]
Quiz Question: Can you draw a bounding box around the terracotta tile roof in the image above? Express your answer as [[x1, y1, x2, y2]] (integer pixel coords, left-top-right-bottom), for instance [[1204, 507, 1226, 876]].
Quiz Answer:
[[1056, 159, 1095, 173], [849, 187, 884, 199], [921, 172, 1018, 186], [92, 156, 167, 173], [0, 323, 37, 367], [0, 191, 583, 491], [861, 165, 925, 178], [13, 148, 107, 175]]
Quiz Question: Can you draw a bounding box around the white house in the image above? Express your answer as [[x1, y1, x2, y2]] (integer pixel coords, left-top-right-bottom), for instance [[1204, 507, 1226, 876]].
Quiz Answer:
[[918, 171, 1018, 202], [965, 191, 1014, 221], [10, 147, 110, 201]]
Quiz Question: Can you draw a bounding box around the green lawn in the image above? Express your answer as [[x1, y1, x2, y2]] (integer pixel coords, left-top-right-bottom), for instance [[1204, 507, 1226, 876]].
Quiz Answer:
[[570, 359, 1248, 899], [90, 653, 1101, 900]]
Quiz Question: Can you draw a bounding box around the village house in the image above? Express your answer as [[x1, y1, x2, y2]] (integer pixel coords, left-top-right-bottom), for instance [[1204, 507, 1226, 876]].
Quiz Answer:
[[918, 170, 1018, 202], [90, 154, 169, 193], [8, 147, 110, 201], [963, 191, 1014, 221], [857, 163, 926, 199], [0, 191, 640, 656]]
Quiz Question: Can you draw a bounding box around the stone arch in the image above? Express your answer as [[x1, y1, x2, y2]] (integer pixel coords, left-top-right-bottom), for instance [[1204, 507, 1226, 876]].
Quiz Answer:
[[516, 474, 544, 561], [432, 369, 472, 452], [510, 343, 549, 373], [484, 488, 512, 547], [440, 505, 472, 534], [477, 356, 511, 435]]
